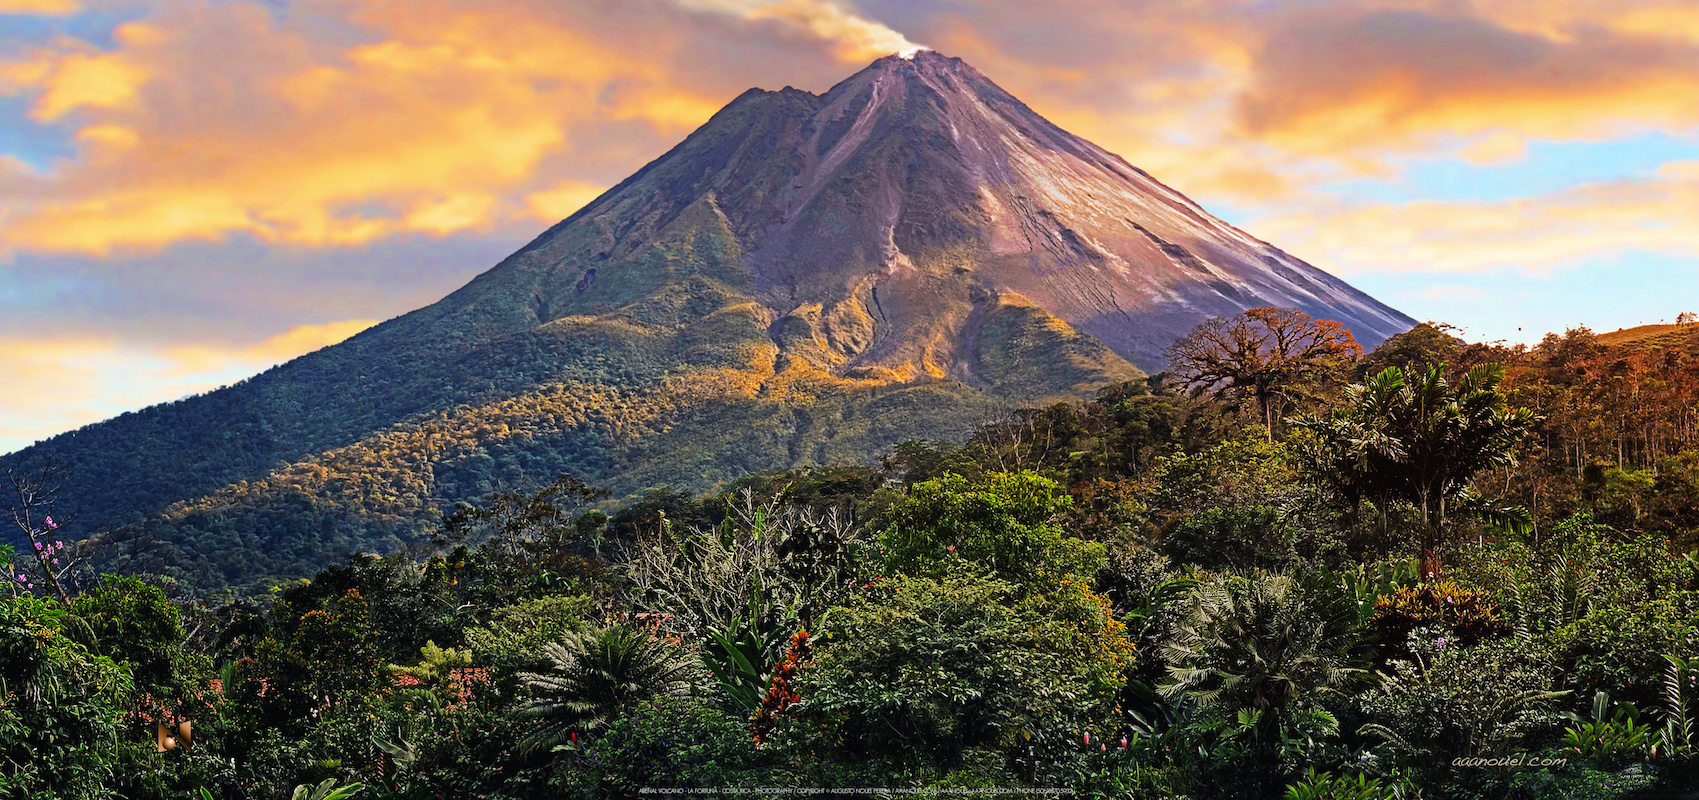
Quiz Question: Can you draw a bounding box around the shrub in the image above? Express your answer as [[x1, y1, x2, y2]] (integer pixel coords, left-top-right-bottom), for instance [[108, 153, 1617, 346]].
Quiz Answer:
[[550, 693, 768, 796], [1358, 628, 1567, 771], [774, 562, 1134, 780], [1370, 581, 1510, 664], [0, 594, 133, 799], [1282, 767, 1414, 800], [515, 622, 703, 755], [878, 471, 1102, 583]]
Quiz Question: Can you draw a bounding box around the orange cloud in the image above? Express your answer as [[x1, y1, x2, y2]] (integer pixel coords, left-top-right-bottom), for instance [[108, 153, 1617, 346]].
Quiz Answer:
[[1236, 6, 1699, 154], [162, 318, 379, 374], [5, 0, 1699, 262], [524, 180, 608, 222], [1246, 168, 1699, 276], [0, 0, 890, 256], [0, 0, 80, 13]]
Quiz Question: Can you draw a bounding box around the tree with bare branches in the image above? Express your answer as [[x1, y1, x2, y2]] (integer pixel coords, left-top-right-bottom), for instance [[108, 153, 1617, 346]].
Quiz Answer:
[[1165, 307, 1363, 441], [4, 458, 81, 603]]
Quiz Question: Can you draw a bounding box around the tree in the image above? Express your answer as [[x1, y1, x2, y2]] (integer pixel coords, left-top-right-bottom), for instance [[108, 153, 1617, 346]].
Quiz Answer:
[[794, 564, 1134, 774], [1357, 322, 1463, 379], [1162, 572, 1364, 713], [1293, 363, 1537, 570], [438, 473, 613, 600], [70, 575, 209, 729], [1165, 308, 1362, 441], [516, 622, 702, 755], [1159, 571, 1365, 797], [878, 471, 1102, 585], [3, 458, 80, 603], [0, 594, 132, 797], [232, 588, 385, 733]]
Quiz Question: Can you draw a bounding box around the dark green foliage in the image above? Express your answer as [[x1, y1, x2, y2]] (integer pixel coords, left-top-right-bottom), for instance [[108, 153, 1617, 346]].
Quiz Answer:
[[698, 588, 794, 715], [1161, 571, 1366, 714], [269, 554, 470, 663], [879, 471, 1103, 584], [436, 474, 624, 605], [15, 319, 1699, 799], [0, 594, 132, 799], [232, 589, 386, 735], [1163, 505, 1283, 571], [780, 563, 1135, 781], [463, 593, 593, 705], [69, 575, 191, 696], [1283, 767, 1414, 800], [1358, 630, 1569, 772], [1356, 321, 1464, 380], [1293, 362, 1538, 562], [605, 486, 715, 550], [549, 693, 768, 796]]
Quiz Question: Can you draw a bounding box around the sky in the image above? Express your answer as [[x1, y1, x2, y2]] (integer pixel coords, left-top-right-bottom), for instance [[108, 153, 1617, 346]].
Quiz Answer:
[[3, 0, 1699, 454]]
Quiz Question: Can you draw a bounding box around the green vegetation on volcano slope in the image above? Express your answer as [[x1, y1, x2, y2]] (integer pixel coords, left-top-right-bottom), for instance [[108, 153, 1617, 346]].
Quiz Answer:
[[14, 313, 1699, 798], [1, 205, 759, 538]]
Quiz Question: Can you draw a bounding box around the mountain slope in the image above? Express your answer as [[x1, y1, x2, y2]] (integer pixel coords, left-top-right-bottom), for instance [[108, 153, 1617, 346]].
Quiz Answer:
[[4, 50, 1411, 589]]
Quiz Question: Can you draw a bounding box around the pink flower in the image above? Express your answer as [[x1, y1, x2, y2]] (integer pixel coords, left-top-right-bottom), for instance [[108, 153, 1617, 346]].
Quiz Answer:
[[1121, 738, 1128, 749], [1083, 732, 1090, 745], [946, 546, 955, 552], [44, 516, 56, 530], [1100, 744, 1106, 753]]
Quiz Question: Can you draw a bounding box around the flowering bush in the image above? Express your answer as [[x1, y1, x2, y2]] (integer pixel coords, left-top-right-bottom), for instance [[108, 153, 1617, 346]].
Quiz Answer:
[[752, 629, 811, 743], [1370, 581, 1511, 663]]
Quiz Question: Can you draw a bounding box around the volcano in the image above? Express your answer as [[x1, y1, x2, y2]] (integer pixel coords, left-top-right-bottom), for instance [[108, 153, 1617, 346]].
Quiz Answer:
[[6, 51, 1413, 589], [474, 49, 1408, 376]]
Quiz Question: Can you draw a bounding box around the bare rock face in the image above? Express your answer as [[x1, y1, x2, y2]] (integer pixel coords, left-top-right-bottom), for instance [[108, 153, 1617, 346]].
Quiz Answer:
[[479, 50, 1411, 374]]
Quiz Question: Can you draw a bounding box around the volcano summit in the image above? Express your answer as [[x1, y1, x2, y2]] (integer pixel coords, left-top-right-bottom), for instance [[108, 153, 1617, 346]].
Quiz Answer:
[[7, 51, 1413, 588], [507, 49, 1410, 376]]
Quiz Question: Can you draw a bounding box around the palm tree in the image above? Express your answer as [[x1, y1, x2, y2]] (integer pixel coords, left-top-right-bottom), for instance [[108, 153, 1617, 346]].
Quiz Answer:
[[1161, 572, 1364, 713], [516, 622, 702, 754], [1160, 571, 1366, 798], [1293, 362, 1536, 569]]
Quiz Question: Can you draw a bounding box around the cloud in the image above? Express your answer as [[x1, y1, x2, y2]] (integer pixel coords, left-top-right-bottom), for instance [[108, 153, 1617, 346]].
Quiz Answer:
[[0, 0, 80, 14], [0, 318, 377, 453], [1236, 6, 1699, 155], [6, 0, 1699, 262], [0, 0, 923, 256], [746, 0, 921, 62], [6, 0, 1699, 451], [161, 318, 378, 374], [1245, 167, 1699, 276], [524, 180, 609, 222]]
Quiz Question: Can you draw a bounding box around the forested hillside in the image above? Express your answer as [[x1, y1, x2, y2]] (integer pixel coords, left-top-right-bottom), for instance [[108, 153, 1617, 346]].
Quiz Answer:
[[7, 312, 1699, 799]]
